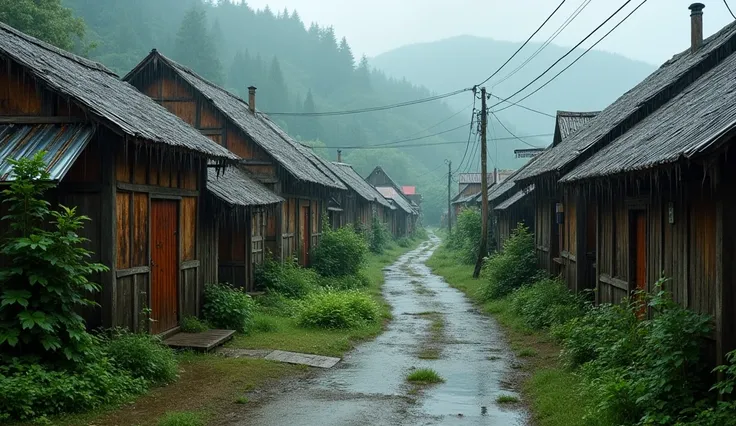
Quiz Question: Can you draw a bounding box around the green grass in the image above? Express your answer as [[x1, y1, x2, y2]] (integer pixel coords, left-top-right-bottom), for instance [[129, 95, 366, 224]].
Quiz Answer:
[[427, 243, 590, 426], [406, 368, 445, 384], [234, 396, 249, 404], [157, 411, 204, 426], [230, 239, 425, 358], [417, 347, 441, 359], [496, 394, 520, 404]]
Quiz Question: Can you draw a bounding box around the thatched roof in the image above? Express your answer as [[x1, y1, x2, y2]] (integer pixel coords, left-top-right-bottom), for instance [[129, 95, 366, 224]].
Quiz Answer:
[[125, 51, 343, 189], [207, 166, 283, 207], [516, 20, 736, 184], [495, 185, 534, 211], [325, 161, 393, 208], [562, 48, 736, 182], [467, 156, 540, 204], [0, 23, 237, 162]]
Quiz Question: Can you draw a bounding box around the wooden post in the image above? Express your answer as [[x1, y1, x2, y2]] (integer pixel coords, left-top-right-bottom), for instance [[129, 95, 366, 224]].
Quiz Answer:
[[100, 133, 116, 328], [474, 87, 488, 278]]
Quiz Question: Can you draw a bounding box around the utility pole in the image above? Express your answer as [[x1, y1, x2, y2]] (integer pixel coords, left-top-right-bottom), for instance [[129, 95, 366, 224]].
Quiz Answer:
[[446, 160, 452, 234], [474, 87, 488, 278]]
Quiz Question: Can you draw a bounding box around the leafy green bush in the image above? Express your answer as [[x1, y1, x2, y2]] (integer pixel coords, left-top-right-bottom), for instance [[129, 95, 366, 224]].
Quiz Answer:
[[251, 313, 281, 332], [447, 207, 482, 264], [254, 256, 318, 298], [102, 330, 178, 385], [677, 351, 736, 425], [553, 281, 713, 425], [180, 316, 209, 333], [312, 226, 368, 277], [411, 226, 428, 241], [509, 277, 586, 330], [298, 290, 380, 329], [254, 292, 302, 317], [203, 283, 256, 332], [479, 224, 538, 300], [0, 153, 108, 364], [319, 270, 370, 290], [0, 355, 146, 422], [369, 215, 390, 254]]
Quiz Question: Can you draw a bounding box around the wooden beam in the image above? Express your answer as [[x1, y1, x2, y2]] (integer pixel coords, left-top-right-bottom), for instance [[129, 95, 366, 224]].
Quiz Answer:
[[117, 182, 198, 197], [599, 273, 629, 291], [181, 260, 200, 270], [116, 266, 150, 278], [199, 128, 224, 136], [0, 116, 86, 124], [240, 160, 274, 166]]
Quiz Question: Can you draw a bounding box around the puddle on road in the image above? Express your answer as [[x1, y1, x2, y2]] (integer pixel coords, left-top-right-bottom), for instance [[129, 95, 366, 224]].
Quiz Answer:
[[236, 234, 526, 426]]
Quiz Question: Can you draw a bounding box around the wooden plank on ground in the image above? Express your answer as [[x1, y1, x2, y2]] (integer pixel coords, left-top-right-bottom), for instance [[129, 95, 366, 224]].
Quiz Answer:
[[264, 350, 341, 368], [163, 329, 235, 351]]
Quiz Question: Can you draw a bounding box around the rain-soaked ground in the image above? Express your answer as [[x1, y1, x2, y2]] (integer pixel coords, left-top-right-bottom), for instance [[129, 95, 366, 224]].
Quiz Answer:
[[233, 233, 526, 426]]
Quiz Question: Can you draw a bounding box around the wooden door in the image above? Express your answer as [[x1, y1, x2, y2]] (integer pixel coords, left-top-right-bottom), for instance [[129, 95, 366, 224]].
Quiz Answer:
[[632, 210, 647, 316], [151, 199, 179, 334], [300, 206, 310, 266]]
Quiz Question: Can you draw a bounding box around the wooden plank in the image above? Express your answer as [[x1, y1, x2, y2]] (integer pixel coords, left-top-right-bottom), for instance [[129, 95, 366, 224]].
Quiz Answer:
[[599, 273, 629, 291], [0, 116, 84, 124], [116, 192, 131, 269], [116, 266, 150, 278], [133, 193, 148, 267], [151, 199, 179, 334], [181, 197, 197, 261], [163, 329, 236, 351], [117, 182, 198, 197], [181, 260, 200, 270]]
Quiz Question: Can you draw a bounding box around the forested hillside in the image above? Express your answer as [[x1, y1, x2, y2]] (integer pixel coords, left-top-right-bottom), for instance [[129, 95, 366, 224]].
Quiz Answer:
[[54, 0, 482, 224]]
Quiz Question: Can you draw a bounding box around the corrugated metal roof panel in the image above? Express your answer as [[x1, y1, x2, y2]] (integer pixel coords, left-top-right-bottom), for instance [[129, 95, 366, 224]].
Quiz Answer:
[[0, 123, 95, 181]]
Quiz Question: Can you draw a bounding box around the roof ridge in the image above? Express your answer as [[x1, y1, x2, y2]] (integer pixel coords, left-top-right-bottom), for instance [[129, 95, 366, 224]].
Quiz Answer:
[[556, 110, 601, 117], [0, 22, 116, 77]]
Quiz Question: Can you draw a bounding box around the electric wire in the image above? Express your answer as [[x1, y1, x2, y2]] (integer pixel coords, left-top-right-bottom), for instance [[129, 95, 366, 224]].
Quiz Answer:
[[487, 0, 637, 110], [490, 112, 544, 148], [372, 122, 473, 148], [490, 0, 594, 88], [726, 0, 736, 19], [264, 88, 471, 116], [488, 94, 556, 118], [328, 134, 553, 150], [476, 0, 567, 87], [492, 0, 648, 113]]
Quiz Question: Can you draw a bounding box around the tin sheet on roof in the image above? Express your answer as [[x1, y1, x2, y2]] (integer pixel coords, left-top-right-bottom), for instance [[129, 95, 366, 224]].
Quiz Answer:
[[0, 123, 95, 181], [207, 166, 283, 207], [376, 186, 415, 214]]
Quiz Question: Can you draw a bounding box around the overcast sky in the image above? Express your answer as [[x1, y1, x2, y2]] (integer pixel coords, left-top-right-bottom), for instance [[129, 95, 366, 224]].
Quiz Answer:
[[244, 0, 733, 64]]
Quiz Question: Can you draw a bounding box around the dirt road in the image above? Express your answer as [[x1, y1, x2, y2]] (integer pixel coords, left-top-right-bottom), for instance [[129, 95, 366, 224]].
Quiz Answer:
[[231, 233, 525, 425]]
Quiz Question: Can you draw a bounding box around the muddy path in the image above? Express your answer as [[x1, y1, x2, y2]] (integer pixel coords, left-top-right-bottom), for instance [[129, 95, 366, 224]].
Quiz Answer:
[[229, 233, 525, 425]]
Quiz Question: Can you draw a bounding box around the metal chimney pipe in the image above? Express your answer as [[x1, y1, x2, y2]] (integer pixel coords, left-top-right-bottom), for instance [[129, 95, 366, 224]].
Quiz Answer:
[[248, 86, 257, 114], [689, 3, 705, 53], [337, 149, 342, 162]]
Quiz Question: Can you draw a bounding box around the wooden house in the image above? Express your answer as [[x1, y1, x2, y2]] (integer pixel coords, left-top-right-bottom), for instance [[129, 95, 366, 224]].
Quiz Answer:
[[0, 23, 240, 335], [366, 166, 418, 237], [206, 167, 283, 291], [486, 161, 539, 250], [312, 156, 394, 230], [125, 51, 346, 267], [557, 6, 736, 364], [513, 110, 599, 291]]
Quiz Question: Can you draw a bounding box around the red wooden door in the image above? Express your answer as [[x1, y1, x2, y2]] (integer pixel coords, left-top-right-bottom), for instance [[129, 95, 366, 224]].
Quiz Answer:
[[633, 211, 647, 316], [151, 199, 179, 334]]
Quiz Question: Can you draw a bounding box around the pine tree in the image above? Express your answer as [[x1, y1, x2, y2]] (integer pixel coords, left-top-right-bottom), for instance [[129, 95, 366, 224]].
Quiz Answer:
[[174, 5, 223, 84], [301, 89, 323, 140], [264, 56, 289, 112], [356, 55, 372, 90]]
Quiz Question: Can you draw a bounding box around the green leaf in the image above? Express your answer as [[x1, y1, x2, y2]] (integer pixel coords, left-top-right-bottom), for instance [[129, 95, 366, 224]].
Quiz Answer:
[[1, 289, 31, 308]]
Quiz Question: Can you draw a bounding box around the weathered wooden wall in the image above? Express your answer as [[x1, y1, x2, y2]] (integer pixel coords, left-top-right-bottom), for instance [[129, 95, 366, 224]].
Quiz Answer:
[[534, 195, 557, 274]]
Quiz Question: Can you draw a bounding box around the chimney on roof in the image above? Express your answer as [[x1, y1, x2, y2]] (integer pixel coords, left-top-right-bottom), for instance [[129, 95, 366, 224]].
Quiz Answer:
[[337, 149, 342, 162], [689, 3, 705, 53], [248, 86, 257, 114]]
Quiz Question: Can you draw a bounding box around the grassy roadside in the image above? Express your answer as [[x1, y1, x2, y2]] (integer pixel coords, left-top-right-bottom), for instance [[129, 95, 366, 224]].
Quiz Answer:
[[53, 238, 425, 426], [426, 244, 589, 426]]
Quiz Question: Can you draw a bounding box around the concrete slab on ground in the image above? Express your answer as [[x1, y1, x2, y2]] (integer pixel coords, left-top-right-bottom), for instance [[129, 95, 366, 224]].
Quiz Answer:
[[264, 350, 341, 368]]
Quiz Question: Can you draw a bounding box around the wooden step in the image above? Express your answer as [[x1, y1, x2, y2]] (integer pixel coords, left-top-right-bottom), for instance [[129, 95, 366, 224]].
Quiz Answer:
[[163, 329, 236, 352]]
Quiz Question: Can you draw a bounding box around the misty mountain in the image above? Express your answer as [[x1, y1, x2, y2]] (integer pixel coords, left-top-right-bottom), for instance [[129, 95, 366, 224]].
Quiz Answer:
[[372, 35, 656, 166]]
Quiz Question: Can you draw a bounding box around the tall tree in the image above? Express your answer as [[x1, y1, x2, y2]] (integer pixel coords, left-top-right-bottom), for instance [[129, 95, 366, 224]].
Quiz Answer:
[[0, 0, 87, 51], [265, 56, 289, 112], [299, 89, 322, 141], [356, 55, 372, 90], [173, 5, 223, 84]]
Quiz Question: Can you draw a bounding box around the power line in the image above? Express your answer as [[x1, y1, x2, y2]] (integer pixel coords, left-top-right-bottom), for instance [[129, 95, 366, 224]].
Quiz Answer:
[[399, 102, 475, 140], [491, 112, 544, 148], [415, 163, 447, 179], [476, 0, 567, 87], [727, 0, 736, 19], [488, 94, 555, 118], [454, 91, 479, 173], [490, 0, 593, 89], [264, 88, 471, 116], [488, 0, 637, 110], [373, 122, 473, 147], [493, 0, 648, 113], [330, 134, 553, 150]]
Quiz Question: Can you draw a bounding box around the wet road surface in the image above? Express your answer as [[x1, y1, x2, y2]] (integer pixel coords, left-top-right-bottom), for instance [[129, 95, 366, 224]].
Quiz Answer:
[[236, 233, 525, 425]]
